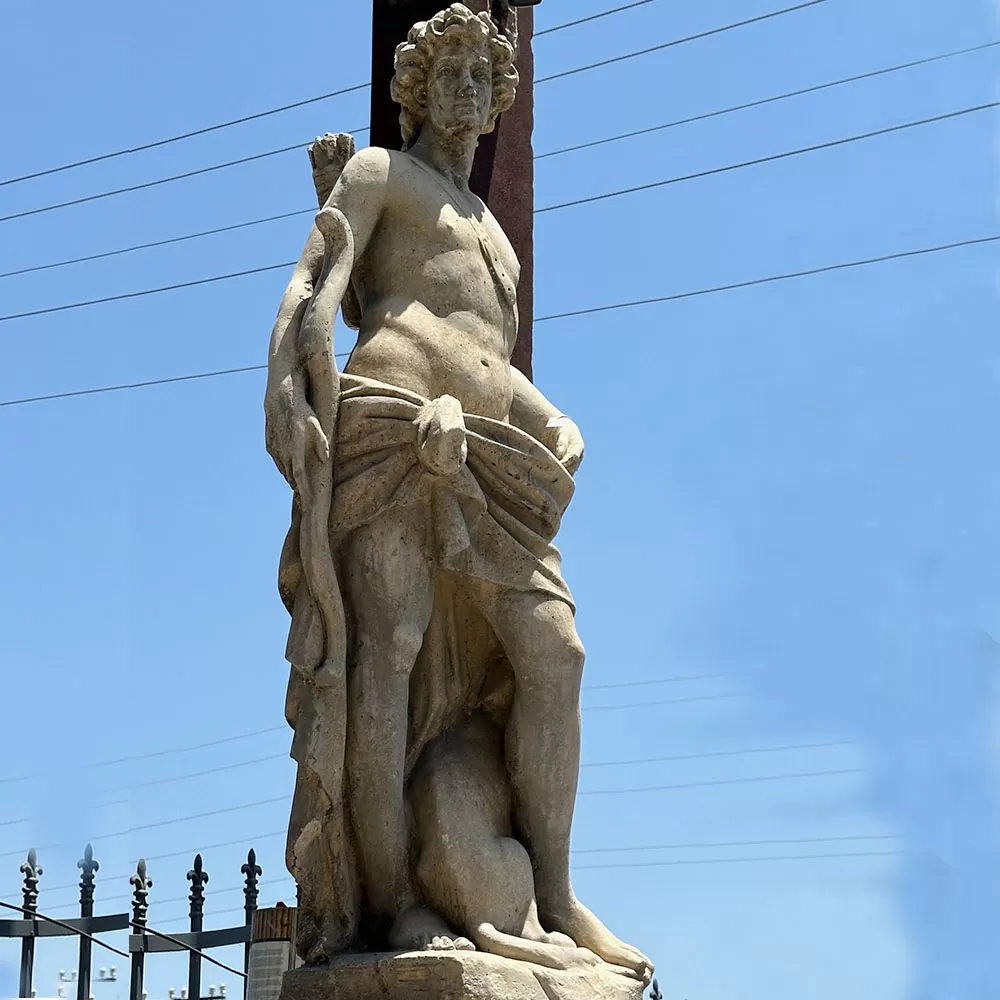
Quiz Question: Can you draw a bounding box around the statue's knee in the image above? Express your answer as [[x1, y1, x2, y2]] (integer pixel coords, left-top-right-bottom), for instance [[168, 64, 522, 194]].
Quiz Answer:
[[521, 632, 584, 695], [354, 623, 425, 678], [559, 635, 586, 688], [388, 624, 425, 675]]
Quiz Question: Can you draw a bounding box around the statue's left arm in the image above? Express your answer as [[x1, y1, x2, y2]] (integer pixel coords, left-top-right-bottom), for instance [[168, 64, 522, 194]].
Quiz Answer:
[[508, 366, 585, 474]]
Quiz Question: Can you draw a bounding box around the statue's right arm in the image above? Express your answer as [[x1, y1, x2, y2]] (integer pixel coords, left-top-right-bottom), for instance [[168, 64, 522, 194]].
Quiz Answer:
[[264, 147, 391, 485]]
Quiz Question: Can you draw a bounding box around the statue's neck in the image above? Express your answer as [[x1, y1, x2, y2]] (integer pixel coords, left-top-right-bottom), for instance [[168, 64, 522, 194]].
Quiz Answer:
[[408, 125, 479, 192]]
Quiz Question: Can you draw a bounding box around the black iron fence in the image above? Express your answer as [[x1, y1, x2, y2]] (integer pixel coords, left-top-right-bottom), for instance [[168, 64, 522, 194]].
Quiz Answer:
[[0, 846, 262, 1000]]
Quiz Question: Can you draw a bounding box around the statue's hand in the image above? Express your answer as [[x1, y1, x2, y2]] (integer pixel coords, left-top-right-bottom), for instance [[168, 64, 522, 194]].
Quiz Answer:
[[266, 385, 330, 494], [414, 395, 468, 477], [543, 415, 585, 475]]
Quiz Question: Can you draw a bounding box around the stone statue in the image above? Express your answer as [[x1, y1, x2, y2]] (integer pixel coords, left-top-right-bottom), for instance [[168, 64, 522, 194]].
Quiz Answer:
[[264, 5, 652, 996]]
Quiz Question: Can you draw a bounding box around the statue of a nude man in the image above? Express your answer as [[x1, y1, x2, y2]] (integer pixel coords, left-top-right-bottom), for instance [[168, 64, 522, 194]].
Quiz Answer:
[[265, 3, 650, 981]]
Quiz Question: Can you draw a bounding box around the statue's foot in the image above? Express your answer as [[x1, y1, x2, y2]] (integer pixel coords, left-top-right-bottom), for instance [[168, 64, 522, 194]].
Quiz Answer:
[[543, 897, 653, 984], [390, 904, 475, 953]]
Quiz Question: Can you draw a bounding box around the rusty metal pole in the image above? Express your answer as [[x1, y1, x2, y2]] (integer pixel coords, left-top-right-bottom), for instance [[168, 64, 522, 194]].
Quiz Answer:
[[369, 0, 538, 379]]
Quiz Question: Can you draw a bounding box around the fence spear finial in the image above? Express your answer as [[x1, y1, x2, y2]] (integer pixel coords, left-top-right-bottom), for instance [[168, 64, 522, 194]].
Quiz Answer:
[[187, 854, 209, 922], [20, 849, 42, 912], [130, 858, 152, 926], [78, 844, 99, 912]]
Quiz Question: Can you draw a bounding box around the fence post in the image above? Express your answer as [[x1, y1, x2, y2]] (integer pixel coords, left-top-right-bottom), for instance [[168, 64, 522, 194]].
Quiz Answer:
[[187, 855, 209, 1000], [76, 844, 99, 1000], [240, 849, 261, 995], [18, 849, 41, 999], [129, 859, 152, 1000]]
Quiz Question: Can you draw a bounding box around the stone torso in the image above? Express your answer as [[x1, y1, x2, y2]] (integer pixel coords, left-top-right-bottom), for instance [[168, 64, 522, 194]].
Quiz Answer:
[[344, 150, 520, 421]]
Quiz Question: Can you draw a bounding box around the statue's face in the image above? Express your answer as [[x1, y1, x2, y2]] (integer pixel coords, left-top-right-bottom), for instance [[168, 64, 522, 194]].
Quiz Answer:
[[425, 34, 493, 137]]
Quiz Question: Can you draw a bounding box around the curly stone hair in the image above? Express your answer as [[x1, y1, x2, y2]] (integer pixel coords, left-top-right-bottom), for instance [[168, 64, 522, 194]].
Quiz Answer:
[[391, 4, 519, 148]]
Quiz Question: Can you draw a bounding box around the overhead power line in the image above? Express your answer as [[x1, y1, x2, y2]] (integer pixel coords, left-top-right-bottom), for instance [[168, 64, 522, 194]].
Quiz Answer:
[[537, 0, 827, 85], [0, 231, 995, 410], [0, 261, 297, 324], [585, 693, 737, 711], [0, 796, 289, 862], [582, 740, 856, 769], [574, 850, 901, 871], [585, 673, 723, 690], [0, 900, 129, 959], [535, 233, 1000, 322], [572, 833, 898, 854], [1, 100, 989, 328], [0, 674, 705, 784], [0, 83, 371, 190], [0, 0, 828, 221], [0, 209, 315, 281], [0, 769, 864, 880], [535, 39, 1000, 161], [578, 767, 864, 796], [152, 842, 893, 927], [0, 746, 860, 878], [4, 37, 991, 284], [94, 725, 287, 768], [535, 101, 999, 214], [534, 0, 662, 37], [25, 833, 901, 915]]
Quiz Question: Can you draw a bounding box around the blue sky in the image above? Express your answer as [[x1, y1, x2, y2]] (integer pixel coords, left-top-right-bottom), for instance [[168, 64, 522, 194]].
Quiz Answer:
[[0, 0, 997, 998]]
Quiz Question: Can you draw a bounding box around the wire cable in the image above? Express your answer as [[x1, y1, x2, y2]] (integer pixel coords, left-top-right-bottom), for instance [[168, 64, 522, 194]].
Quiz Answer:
[[0, 0, 819, 191], [578, 767, 864, 796], [0, 261, 297, 324], [584, 693, 737, 711], [130, 920, 246, 979], [534, 0, 662, 37], [535, 39, 1000, 161], [2, 831, 896, 906], [1, 232, 995, 410], [572, 833, 898, 854], [8, 36, 990, 282], [0, 209, 316, 280], [1, 745, 861, 887], [0, 2, 829, 222], [3, 100, 989, 328], [0, 84, 371, 189], [0, 798, 289, 862], [0, 899, 129, 958], [0, 771, 863, 871], [534, 233, 1000, 323], [574, 850, 900, 870], [585, 673, 723, 690], [581, 740, 856, 769], [535, 100, 999, 214], [536, 0, 828, 84], [94, 726, 288, 768]]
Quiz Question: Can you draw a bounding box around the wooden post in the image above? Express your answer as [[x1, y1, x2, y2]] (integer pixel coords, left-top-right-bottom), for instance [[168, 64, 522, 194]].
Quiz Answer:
[[245, 906, 296, 1000], [369, 0, 537, 379]]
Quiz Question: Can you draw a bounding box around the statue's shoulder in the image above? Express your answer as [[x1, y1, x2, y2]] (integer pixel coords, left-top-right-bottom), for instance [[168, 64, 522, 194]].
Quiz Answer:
[[341, 145, 393, 186]]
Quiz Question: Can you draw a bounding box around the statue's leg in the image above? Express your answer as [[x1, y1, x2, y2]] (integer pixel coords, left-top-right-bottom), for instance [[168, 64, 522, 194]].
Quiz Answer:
[[481, 589, 653, 982], [342, 507, 435, 933]]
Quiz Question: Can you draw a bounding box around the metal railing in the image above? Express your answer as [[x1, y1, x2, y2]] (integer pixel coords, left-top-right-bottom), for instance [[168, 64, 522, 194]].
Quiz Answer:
[[0, 846, 261, 1000]]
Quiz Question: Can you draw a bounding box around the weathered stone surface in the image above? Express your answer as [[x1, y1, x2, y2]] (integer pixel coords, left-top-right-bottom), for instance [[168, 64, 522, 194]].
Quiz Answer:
[[279, 952, 645, 1000], [264, 3, 654, 992]]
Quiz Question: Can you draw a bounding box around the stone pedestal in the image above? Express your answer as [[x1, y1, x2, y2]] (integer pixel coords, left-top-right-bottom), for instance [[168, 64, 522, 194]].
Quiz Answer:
[[279, 951, 645, 1000]]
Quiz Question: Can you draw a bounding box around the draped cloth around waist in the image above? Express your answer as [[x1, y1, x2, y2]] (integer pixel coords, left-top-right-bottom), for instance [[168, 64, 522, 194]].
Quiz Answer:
[[279, 373, 575, 952]]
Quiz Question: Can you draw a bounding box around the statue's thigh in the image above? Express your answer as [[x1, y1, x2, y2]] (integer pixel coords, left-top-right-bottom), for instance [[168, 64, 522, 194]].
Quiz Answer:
[[483, 591, 585, 690], [341, 505, 435, 641]]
